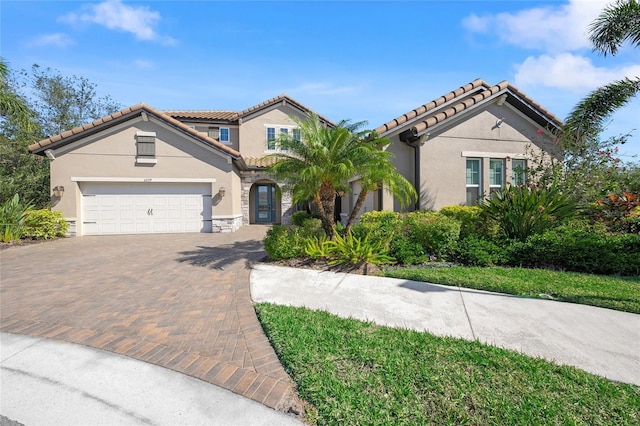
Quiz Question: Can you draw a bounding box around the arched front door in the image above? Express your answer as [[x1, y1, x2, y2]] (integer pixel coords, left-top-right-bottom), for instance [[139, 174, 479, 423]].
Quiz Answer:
[[255, 183, 277, 223]]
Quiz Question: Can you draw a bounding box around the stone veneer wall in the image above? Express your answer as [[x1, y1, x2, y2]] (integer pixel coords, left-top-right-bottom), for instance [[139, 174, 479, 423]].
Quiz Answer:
[[241, 173, 293, 225], [211, 215, 243, 233]]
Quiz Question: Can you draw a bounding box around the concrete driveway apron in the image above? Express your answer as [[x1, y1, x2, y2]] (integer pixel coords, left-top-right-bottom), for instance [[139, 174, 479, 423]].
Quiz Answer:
[[0, 226, 297, 412]]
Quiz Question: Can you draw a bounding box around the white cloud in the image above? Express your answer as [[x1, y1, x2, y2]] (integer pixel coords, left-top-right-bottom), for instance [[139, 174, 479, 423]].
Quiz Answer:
[[28, 33, 75, 48], [514, 53, 640, 91], [60, 0, 172, 43], [463, 0, 607, 52]]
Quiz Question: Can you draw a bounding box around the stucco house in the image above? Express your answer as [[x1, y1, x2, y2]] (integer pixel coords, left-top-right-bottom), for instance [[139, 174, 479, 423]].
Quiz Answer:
[[29, 95, 331, 236], [29, 79, 562, 236], [369, 78, 563, 212]]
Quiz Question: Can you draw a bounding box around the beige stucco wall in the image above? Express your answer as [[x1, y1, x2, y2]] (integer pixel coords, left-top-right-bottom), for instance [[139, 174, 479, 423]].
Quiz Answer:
[[386, 104, 557, 211], [238, 105, 309, 158], [49, 117, 240, 231], [189, 122, 240, 152]]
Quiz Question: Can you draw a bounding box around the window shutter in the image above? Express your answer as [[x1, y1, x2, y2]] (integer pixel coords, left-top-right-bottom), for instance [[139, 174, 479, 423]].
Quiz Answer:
[[136, 132, 156, 158]]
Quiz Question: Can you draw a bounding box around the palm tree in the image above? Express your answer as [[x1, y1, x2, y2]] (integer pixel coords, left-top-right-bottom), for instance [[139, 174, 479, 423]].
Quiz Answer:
[[266, 114, 415, 237], [344, 137, 416, 234], [0, 58, 36, 133], [563, 0, 640, 146]]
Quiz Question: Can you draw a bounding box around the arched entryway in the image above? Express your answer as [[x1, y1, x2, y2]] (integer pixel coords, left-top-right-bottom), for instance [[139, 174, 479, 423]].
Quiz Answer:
[[249, 181, 281, 224]]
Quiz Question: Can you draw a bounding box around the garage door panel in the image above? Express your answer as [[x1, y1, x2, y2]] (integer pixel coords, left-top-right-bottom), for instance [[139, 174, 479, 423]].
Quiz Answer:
[[82, 183, 212, 235]]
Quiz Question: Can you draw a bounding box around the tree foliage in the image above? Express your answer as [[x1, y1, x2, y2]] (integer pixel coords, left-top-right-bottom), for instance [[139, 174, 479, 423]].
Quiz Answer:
[[589, 0, 640, 56], [0, 62, 121, 207], [266, 114, 415, 237], [563, 0, 640, 151]]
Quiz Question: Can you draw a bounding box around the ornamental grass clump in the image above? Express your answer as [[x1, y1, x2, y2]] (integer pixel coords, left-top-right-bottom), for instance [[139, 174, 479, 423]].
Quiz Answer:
[[0, 194, 33, 243], [481, 185, 577, 242]]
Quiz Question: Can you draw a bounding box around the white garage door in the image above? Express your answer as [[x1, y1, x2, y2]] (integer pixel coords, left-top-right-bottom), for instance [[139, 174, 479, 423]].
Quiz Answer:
[[82, 182, 212, 235]]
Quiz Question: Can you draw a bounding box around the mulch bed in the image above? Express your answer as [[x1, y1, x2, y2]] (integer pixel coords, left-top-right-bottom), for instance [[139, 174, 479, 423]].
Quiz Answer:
[[260, 256, 382, 276]]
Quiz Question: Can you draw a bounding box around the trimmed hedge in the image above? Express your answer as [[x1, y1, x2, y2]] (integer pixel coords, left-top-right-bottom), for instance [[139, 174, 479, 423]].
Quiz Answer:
[[22, 209, 69, 240], [512, 226, 640, 276]]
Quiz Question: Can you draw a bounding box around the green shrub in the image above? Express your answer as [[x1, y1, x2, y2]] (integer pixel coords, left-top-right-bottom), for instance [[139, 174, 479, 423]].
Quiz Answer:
[[512, 225, 640, 276], [304, 234, 333, 260], [0, 194, 33, 243], [291, 211, 312, 226], [352, 211, 401, 242], [389, 235, 427, 265], [22, 209, 69, 239], [405, 211, 461, 260], [298, 218, 324, 239], [456, 235, 507, 267], [439, 205, 486, 238], [326, 231, 394, 269], [264, 225, 305, 260], [481, 185, 577, 242]]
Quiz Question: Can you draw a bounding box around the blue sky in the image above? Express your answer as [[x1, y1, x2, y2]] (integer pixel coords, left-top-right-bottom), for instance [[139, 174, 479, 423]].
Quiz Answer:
[[2, 0, 639, 159]]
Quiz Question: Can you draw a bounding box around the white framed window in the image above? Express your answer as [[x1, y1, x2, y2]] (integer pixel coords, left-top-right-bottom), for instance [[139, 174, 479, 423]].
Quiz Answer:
[[466, 158, 481, 206], [489, 159, 504, 194], [219, 127, 230, 144], [208, 127, 230, 144], [512, 159, 527, 186], [265, 125, 298, 151], [267, 127, 277, 150]]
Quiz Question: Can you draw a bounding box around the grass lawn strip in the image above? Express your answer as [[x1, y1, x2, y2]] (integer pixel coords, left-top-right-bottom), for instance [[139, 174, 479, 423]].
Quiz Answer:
[[257, 304, 640, 426], [384, 266, 640, 314]]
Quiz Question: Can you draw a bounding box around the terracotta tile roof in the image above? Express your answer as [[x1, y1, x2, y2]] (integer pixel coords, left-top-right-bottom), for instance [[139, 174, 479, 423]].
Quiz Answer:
[[239, 94, 334, 125], [243, 156, 281, 169], [163, 110, 239, 121], [29, 103, 241, 158], [374, 79, 563, 136]]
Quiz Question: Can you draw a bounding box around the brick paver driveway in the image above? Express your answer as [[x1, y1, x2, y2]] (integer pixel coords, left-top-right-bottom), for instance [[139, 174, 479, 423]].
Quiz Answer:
[[0, 226, 298, 413]]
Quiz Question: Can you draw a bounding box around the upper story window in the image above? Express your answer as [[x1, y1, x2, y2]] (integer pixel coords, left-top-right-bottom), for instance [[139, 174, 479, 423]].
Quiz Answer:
[[267, 127, 277, 150], [135, 131, 157, 164], [512, 159, 527, 186], [266, 125, 297, 151], [219, 127, 230, 144], [208, 126, 230, 144], [466, 158, 481, 206], [489, 159, 504, 194]]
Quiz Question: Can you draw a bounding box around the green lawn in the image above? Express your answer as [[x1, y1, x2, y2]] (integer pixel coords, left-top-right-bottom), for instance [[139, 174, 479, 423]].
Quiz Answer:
[[384, 266, 640, 314], [257, 304, 640, 425]]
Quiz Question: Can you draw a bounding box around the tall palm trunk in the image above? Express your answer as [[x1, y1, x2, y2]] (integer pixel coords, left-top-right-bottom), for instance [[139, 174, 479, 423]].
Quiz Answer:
[[318, 183, 336, 237], [345, 189, 369, 234]]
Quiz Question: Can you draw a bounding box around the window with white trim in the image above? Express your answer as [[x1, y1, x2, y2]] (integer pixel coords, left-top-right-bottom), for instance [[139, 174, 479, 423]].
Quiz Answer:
[[135, 131, 156, 164], [219, 127, 230, 144], [267, 127, 277, 150], [266, 126, 298, 151], [489, 159, 504, 194], [512, 159, 527, 186], [466, 158, 481, 205]]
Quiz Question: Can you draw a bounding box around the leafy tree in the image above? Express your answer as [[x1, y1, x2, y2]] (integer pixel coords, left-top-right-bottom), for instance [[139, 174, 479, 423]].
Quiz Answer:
[[266, 114, 415, 237], [0, 58, 36, 133], [563, 0, 640, 147], [0, 62, 121, 207]]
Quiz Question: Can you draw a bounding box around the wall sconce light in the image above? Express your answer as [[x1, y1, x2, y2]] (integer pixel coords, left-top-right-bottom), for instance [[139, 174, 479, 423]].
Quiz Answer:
[[218, 187, 226, 198], [44, 149, 56, 160], [496, 118, 505, 128], [53, 186, 65, 198]]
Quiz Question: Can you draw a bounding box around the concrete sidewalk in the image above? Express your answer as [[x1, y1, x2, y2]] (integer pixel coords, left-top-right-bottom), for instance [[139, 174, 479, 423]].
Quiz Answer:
[[251, 264, 640, 386], [0, 333, 301, 426]]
